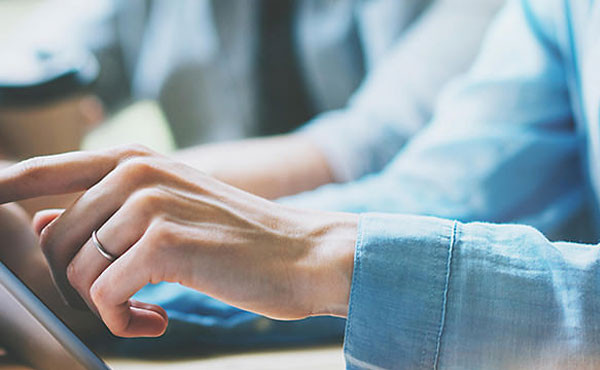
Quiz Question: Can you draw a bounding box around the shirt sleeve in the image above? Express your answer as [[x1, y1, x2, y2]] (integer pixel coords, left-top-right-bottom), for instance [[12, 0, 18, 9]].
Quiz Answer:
[[331, 0, 596, 368], [298, 0, 505, 182], [282, 0, 582, 236], [346, 213, 600, 369]]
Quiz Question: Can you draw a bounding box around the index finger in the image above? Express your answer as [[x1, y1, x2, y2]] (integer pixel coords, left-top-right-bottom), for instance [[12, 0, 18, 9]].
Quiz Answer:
[[0, 145, 149, 204]]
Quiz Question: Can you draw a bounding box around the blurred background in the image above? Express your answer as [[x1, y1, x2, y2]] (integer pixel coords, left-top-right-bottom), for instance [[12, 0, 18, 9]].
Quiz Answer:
[[0, 0, 416, 162], [0, 1, 416, 366], [0, 0, 175, 156]]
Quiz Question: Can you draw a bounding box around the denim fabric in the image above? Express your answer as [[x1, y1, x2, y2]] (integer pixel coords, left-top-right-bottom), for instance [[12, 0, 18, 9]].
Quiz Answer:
[[344, 214, 456, 369], [338, 0, 600, 368], [346, 214, 600, 369]]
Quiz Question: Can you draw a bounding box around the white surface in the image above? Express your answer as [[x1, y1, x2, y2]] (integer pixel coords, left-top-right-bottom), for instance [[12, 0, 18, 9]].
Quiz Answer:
[[108, 346, 344, 370]]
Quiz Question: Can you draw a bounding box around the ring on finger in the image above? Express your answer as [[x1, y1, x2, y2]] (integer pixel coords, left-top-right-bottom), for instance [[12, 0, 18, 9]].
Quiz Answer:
[[92, 230, 118, 262]]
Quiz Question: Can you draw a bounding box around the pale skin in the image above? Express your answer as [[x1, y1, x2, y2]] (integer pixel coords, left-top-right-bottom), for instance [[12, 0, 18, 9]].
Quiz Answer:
[[173, 134, 336, 200], [4, 133, 334, 216], [0, 106, 343, 339], [0, 144, 358, 338], [0, 96, 344, 345]]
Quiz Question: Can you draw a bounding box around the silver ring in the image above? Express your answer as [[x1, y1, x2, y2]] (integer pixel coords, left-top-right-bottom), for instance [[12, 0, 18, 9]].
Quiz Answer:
[[92, 230, 117, 262]]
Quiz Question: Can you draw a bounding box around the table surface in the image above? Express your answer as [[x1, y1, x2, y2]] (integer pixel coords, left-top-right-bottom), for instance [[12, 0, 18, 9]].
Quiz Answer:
[[0, 345, 344, 370]]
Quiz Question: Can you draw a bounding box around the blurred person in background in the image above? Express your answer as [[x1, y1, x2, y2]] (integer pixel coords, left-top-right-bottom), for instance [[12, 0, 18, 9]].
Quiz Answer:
[[0, 0, 501, 206], [0, 0, 431, 182], [9, 0, 433, 148], [0, 0, 507, 359]]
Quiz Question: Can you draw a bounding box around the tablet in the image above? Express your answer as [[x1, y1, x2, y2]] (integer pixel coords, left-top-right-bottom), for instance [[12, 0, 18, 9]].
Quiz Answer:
[[0, 260, 109, 370]]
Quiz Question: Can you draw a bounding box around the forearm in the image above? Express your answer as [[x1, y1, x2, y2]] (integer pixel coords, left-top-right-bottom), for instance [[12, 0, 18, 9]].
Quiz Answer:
[[172, 134, 335, 199]]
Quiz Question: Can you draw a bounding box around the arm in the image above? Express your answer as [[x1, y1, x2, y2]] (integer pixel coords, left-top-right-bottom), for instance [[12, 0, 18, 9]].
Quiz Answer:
[[345, 213, 600, 369], [288, 0, 594, 367], [172, 135, 334, 200], [0, 145, 357, 337], [1, 147, 598, 368], [1, 3, 593, 369], [171, 0, 505, 198], [283, 0, 579, 236]]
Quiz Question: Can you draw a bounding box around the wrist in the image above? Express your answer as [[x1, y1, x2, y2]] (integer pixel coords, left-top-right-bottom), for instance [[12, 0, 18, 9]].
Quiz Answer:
[[291, 210, 358, 318]]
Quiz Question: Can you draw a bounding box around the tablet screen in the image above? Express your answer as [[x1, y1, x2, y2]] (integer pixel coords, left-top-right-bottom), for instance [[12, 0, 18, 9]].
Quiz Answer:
[[0, 261, 109, 370]]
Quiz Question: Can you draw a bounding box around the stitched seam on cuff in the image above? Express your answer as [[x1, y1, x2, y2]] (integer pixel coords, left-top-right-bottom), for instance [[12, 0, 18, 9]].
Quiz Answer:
[[344, 214, 366, 355], [433, 220, 459, 369]]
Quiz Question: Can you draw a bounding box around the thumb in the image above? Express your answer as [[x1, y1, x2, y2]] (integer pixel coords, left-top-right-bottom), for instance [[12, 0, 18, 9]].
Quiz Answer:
[[32, 209, 64, 236]]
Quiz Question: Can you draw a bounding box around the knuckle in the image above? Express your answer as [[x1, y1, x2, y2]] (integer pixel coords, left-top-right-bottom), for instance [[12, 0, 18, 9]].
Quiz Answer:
[[109, 326, 128, 338], [145, 221, 165, 248], [38, 226, 52, 251], [116, 143, 154, 159], [129, 187, 167, 212], [138, 222, 174, 284], [117, 157, 157, 183], [38, 224, 58, 261], [89, 282, 128, 337], [66, 262, 83, 291], [89, 280, 107, 306], [146, 219, 178, 252]]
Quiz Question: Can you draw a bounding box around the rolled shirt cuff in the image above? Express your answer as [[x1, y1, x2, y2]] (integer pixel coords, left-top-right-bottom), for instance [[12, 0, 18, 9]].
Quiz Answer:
[[344, 213, 456, 369]]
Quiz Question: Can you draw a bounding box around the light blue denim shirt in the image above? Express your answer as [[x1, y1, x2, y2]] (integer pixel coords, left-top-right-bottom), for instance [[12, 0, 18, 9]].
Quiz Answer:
[[285, 0, 600, 368], [107, 0, 600, 368]]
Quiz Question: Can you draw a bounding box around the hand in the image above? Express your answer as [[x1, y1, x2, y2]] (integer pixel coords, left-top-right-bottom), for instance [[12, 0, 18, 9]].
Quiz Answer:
[[0, 145, 358, 338]]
